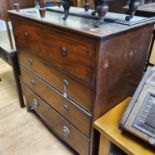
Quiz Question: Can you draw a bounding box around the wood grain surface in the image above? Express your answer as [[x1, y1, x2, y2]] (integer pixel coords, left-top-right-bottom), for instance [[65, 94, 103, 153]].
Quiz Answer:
[[0, 59, 74, 155], [94, 98, 155, 155]]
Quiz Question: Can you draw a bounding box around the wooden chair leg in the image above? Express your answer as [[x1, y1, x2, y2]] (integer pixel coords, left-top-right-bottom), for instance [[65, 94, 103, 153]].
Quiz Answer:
[[5, 21, 14, 50]]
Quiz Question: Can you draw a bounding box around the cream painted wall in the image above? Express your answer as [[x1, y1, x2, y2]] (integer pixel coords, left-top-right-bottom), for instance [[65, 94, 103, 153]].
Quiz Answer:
[[0, 20, 6, 31], [150, 43, 155, 65], [0, 20, 12, 31]]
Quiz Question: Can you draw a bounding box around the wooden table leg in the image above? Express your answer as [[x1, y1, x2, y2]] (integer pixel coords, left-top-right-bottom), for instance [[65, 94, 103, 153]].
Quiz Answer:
[[99, 136, 111, 155]]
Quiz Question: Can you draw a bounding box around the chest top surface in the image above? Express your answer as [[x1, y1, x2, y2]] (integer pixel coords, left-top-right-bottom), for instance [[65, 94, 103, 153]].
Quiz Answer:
[[9, 7, 155, 38]]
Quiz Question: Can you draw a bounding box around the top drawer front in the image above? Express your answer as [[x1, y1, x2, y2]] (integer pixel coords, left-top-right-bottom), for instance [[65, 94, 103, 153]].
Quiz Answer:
[[13, 17, 95, 84]]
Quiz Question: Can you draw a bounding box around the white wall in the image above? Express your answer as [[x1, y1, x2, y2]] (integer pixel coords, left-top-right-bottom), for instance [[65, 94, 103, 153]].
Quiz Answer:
[[0, 20, 6, 31], [0, 20, 12, 31]]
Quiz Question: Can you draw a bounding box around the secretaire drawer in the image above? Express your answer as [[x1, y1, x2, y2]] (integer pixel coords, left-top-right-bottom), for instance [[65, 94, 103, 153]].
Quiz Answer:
[[19, 51, 93, 112], [21, 66, 91, 137], [23, 85, 90, 155], [13, 17, 95, 83]]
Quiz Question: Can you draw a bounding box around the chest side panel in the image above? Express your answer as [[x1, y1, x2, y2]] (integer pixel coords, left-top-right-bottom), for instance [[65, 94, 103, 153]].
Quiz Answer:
[[94, 24, 154, 119]]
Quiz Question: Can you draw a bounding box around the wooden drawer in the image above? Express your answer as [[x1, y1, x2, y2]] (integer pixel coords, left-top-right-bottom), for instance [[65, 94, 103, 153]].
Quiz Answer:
[[21, 66, 91, 137], [18, 51, 93, 112], [13, 17, 95, 84], [23, 85, 90, 155]]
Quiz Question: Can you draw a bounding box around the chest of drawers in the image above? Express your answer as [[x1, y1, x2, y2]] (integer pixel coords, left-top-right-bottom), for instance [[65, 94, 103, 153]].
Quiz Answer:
[[10, 8, 155, 155]]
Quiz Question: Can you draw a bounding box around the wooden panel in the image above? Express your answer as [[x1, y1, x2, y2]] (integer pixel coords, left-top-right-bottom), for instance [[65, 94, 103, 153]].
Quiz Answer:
[[0, 0, 34, 20], [94, 25, 154, 119], [108, 0, 129, 13], [8, 0, 34, 9], [18, 51, 93, 112], [77, 0, 128, 13], [20, 66, 92, 137], [0, 0, 9, 20], [13, 17, 95, 84], [23, 85, 90, 155]]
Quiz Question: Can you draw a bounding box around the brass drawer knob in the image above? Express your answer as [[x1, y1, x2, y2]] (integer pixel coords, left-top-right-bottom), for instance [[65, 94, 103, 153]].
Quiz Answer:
[[64, 104, 69, 112], [61, 47, 67, 57], [24, 32, 29, 39], [63, 80, 69, 98], [28, 58, 33, 65], [63, 126, 70, 136], [28, 99, 39, 111], [31, 80, 36, 86]]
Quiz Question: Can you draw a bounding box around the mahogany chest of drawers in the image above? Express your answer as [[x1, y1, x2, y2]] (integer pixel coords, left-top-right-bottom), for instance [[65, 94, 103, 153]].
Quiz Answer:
[[9, 8, 155, 155]]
